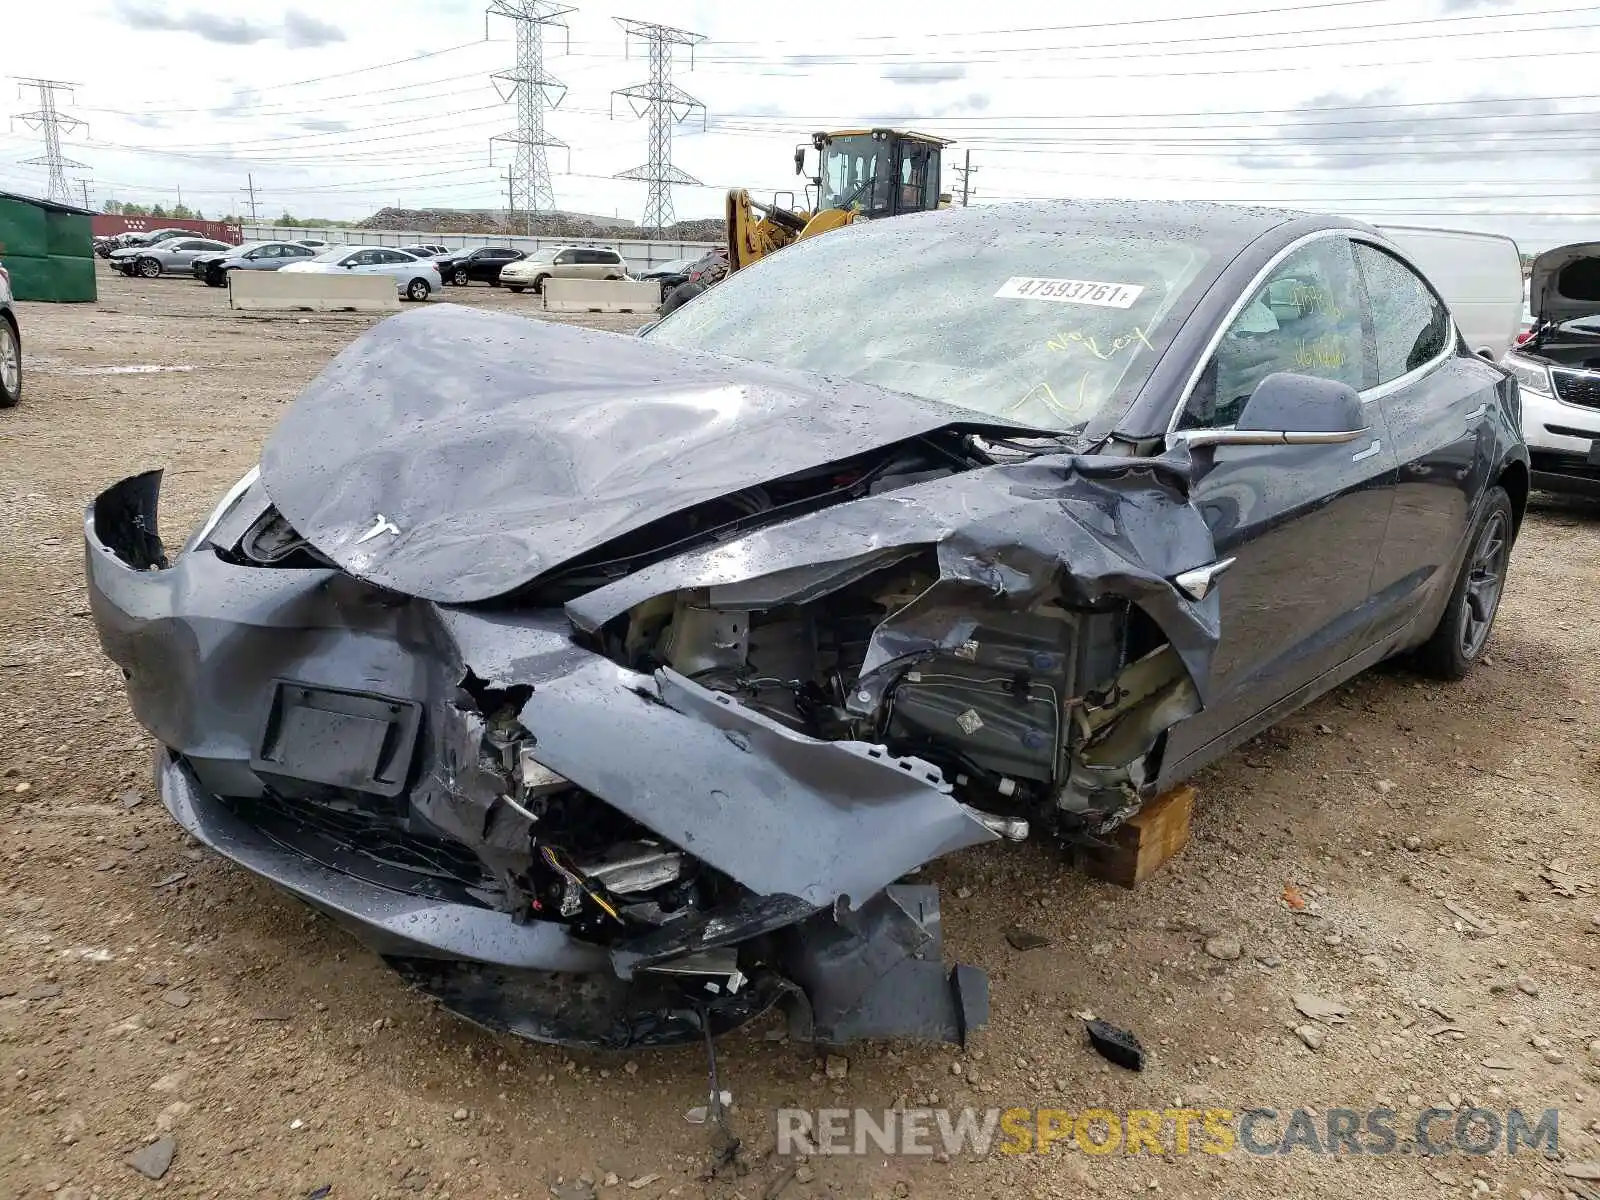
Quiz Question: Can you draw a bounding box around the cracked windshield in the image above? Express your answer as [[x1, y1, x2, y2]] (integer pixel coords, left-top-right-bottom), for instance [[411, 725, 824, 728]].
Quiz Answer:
[[647, 219, 1210, 429]]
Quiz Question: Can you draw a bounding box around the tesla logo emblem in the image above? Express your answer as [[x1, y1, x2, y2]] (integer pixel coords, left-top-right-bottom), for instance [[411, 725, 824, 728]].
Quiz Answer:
[[355, 514, 400, 544]]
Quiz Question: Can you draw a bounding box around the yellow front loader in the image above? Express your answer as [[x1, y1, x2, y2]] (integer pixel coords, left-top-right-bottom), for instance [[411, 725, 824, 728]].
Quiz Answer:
[[661, 128, 952, 312]]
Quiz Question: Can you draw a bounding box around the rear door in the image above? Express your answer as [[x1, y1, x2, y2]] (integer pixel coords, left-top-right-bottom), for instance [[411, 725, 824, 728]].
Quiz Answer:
[[1354, 240, 1498, 646], [1163, 233, 1396, 761]]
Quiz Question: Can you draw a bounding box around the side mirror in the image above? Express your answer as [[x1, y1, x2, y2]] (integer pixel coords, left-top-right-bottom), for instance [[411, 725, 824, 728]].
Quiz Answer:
[[794, 145, 806, 176], [1180, 373, 1368, 448], [343, 262, 357, 269]]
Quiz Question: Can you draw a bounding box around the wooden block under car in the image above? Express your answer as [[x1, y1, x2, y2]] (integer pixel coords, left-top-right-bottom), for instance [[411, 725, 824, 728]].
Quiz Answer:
[[1082, 784, 1195, 889]]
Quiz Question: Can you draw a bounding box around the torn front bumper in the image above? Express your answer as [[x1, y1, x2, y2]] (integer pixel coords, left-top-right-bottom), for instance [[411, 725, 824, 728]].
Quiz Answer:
[[85, 471, 992, 1049]]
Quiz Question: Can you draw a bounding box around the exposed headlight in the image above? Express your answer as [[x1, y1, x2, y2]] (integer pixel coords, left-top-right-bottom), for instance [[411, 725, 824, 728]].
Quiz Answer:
[[184, 464, 260, 553], [1502, 353, 1553, 396]]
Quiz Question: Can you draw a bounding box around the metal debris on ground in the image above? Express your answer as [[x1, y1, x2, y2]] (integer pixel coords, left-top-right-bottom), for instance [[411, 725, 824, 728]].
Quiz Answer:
[[1084, 1018, 1146, 1071]]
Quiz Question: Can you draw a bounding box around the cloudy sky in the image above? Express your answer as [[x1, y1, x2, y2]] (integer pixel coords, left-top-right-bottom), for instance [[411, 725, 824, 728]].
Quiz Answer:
[[2, 0, 1597, 248]]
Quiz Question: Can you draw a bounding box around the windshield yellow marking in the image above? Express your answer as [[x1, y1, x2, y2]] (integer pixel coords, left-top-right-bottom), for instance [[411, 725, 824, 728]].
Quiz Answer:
[[1045, 325, 1154, 360], [1005, 374, 1092, 422]]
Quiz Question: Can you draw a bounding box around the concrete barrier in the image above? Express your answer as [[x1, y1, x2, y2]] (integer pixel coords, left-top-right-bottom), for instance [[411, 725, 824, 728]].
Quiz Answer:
[[543, 278, 662, 314], [229, 270, 400, 312]]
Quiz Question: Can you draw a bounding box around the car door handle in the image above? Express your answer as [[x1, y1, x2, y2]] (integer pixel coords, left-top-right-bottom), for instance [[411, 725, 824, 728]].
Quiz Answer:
[[1463, 404, 1487, 422], [1351, 439, 1382, 463]]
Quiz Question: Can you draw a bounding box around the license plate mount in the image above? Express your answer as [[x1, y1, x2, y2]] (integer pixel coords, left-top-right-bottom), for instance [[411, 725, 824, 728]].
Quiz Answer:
[[252, 681, 421, 797]]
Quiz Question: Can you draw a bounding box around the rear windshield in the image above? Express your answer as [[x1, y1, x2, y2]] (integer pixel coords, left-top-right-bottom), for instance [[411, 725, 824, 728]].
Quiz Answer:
[[646, 218, 1212, 430]]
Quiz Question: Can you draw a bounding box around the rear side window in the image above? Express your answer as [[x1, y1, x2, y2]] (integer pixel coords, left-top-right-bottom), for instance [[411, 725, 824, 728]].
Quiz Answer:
[[1354, 243, 1453, 383], [1181, 237, 1370, 430]]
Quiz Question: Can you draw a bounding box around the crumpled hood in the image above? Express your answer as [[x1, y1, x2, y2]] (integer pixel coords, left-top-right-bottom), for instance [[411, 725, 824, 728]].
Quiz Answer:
[[260, 305, 1040, 604], [1529, 241, 1600, 326]]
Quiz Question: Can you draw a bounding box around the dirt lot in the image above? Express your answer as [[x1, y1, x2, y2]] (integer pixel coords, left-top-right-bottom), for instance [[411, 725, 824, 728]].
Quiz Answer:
[[2, 267, 1599, 1200]]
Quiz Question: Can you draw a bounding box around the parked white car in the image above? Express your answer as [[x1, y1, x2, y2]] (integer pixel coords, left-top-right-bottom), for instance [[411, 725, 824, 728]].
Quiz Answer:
[[280, 246, 441, 301], [1501, 241, 1600, 495]]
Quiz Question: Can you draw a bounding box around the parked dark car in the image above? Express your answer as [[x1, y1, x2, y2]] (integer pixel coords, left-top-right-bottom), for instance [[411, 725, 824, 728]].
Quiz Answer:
[[0, 260, 19, 408], [637, 256, 698, 291], [660, 248, 731, 314], [192, 241, 319, 287], [399, 244, 450, 260], [1500, 240, 1600, 494], [435, 246, 524, 286], [84, 201, 1527, 1054]]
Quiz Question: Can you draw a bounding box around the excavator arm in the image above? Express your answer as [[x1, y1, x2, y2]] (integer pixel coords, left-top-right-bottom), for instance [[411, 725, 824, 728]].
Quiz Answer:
[[725, 189, 861, 274]]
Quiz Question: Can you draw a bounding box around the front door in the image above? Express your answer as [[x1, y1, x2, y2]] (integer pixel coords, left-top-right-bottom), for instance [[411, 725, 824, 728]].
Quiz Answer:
[[1163, 234, 1397, 762]]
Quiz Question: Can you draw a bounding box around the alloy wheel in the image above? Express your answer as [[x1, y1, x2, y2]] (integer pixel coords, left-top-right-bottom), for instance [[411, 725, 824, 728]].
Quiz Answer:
[[1460, 510, 1509, 659], [138, 257, 161, 278], [0, 321, 19, 401]]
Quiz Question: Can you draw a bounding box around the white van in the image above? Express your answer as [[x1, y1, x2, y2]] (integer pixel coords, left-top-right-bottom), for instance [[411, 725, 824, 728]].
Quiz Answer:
[[1377, 225, 1524, 360]]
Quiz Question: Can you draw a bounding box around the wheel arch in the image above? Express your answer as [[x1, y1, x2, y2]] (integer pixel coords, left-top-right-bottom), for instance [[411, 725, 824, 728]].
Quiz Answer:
[[1496, 457, 1529, 537]]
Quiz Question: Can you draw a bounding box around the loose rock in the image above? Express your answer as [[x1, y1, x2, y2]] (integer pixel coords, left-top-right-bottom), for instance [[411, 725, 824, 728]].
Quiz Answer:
[[1004, 926, 1051, 951], [125, 1135, 176, 1180], [1296, 1025, 1326, 1051], [1204, 935, 1242, 961]]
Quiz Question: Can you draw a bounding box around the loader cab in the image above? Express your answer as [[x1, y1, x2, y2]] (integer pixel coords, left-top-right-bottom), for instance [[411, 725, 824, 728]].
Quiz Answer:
[[801, 129, 951, 220]]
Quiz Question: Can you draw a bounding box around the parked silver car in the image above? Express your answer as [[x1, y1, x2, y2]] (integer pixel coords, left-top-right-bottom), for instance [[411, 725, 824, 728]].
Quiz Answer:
[[279, 246, 442, 301], [111, 237, 235, 279], [0, 259, 19, 408], [500, 246, 629, 293], [192, 241, 319, 287]]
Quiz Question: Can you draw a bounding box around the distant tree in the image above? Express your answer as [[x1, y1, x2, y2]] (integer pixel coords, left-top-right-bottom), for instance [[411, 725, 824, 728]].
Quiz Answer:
[[151, 204, 167, 218]]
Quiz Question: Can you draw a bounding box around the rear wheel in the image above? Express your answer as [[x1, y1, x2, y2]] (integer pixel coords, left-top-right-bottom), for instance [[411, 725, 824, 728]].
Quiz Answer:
[[1416, 486, 1514, 679], [661, 279, 706, 315], [405, 277, 431, 302], [137, 256, 161, 279], [0, 315, 20, 408]]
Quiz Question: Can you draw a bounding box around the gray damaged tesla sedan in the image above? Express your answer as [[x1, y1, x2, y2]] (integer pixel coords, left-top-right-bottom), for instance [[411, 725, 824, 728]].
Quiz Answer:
[[85, 201, 1528, 1051]]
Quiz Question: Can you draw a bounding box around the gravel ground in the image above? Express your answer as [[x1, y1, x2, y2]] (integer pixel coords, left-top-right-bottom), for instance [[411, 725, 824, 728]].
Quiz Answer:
[[2, 267, 1599, 1200]]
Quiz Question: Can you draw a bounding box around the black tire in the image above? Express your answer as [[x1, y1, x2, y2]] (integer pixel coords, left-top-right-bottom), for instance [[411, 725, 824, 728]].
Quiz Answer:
[[405, 277, 431, 302], [1415, 485, 1514, 680], [532, 274, 550, 295], [453, 268, 469, 286], [660, 279, 707, 315], [490, 277, 501, 288], [0, 314, 20, 409], [205, 268, 226, 288], [508, 286, 525, 294], [137, 256, 162, 279]]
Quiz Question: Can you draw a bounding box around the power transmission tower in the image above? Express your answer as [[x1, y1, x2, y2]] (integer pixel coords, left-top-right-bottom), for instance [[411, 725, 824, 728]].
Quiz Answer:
[[74, 177, 93, 209], [10, 78, 87, 207], [610, 18, 706, 233], [242, 173, 259, 223], [487, 0, 573, 234], [952, 150, 977, 207]]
